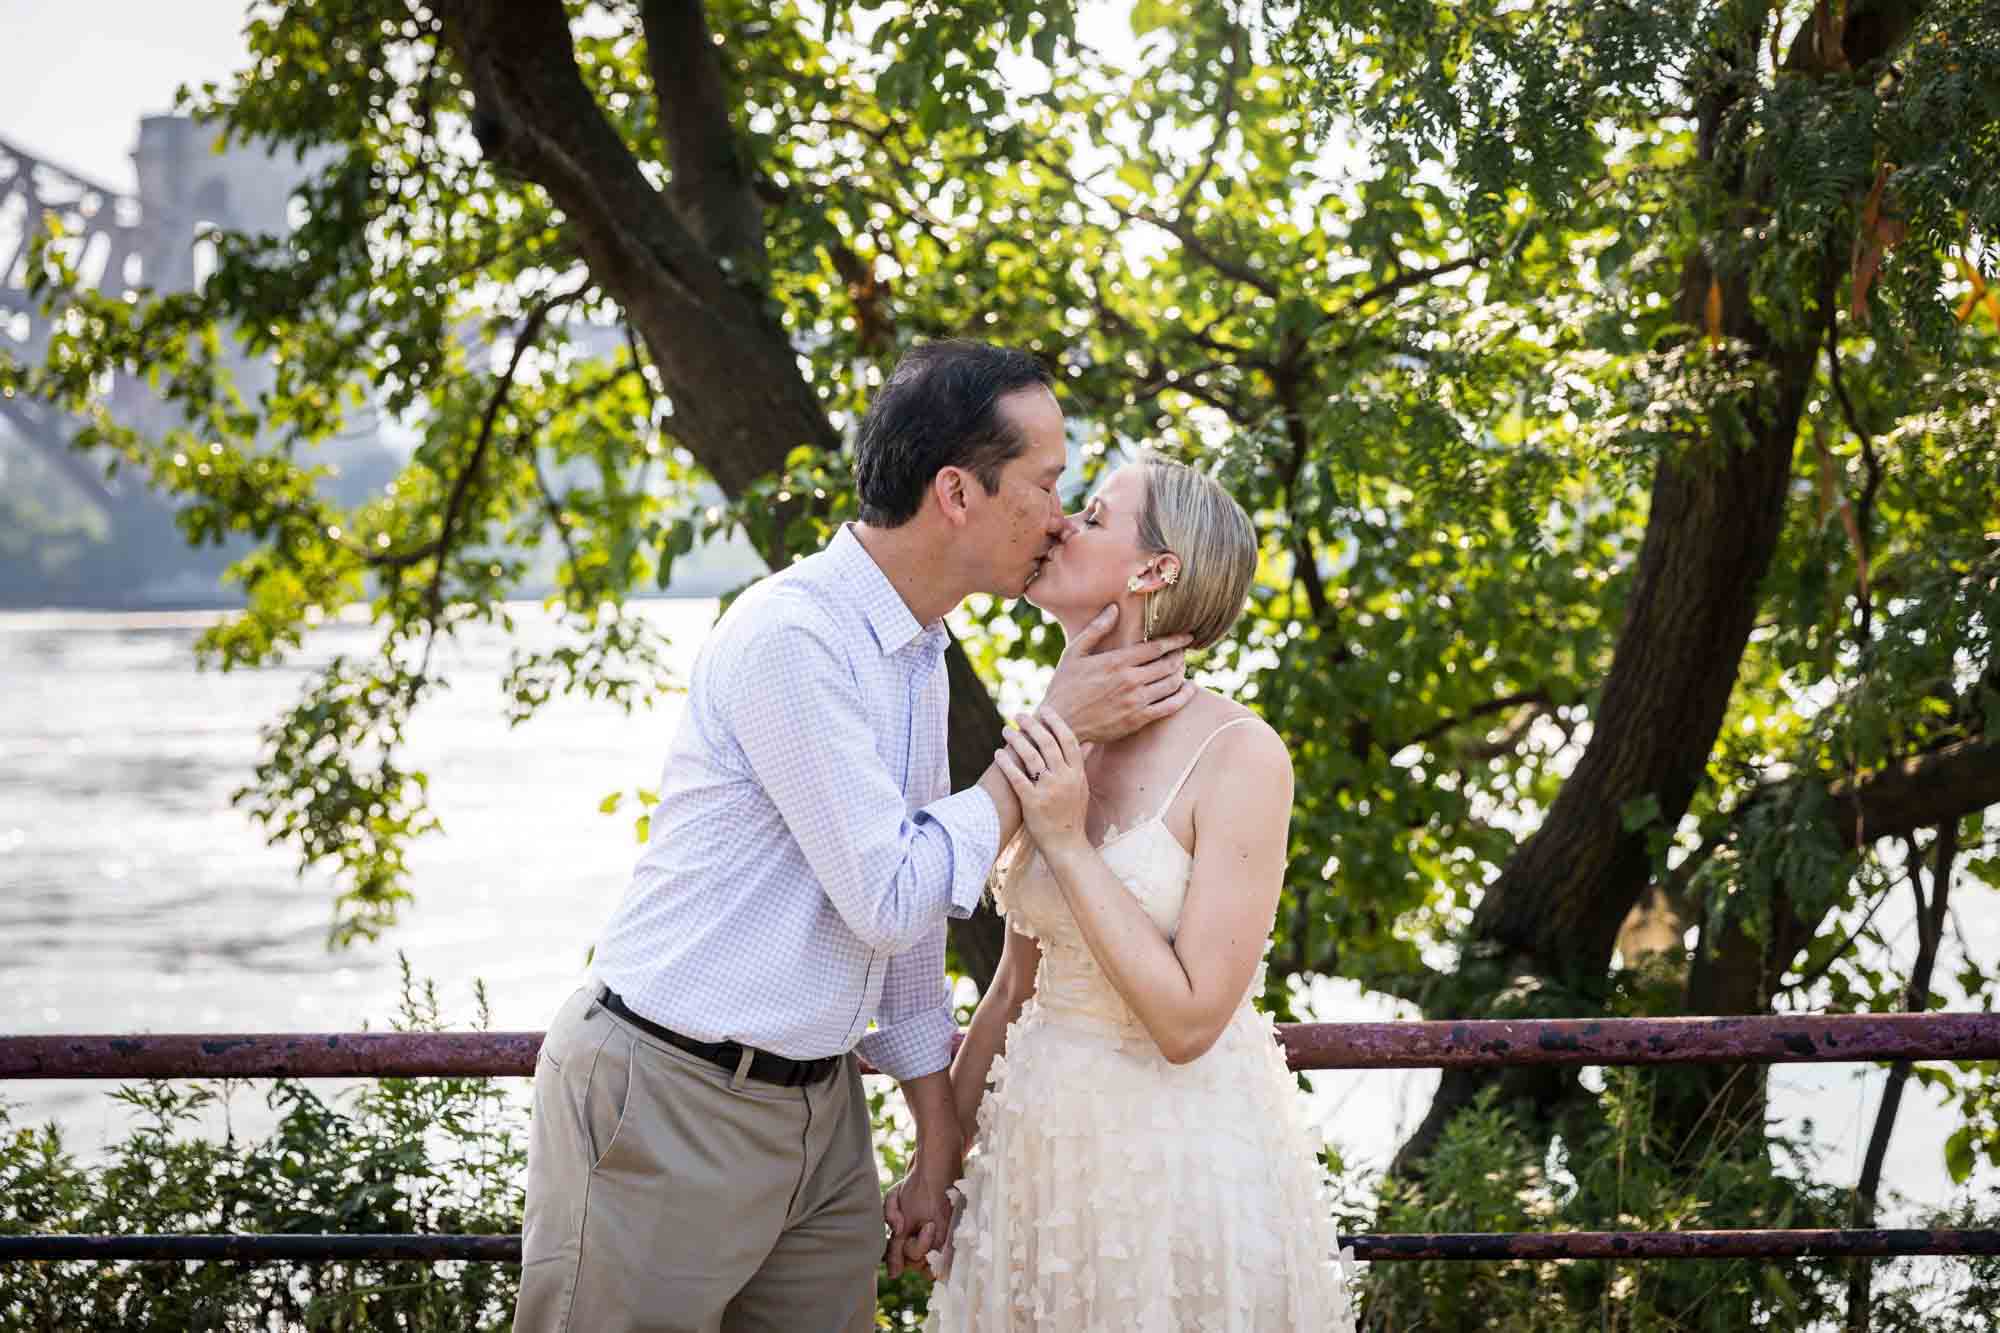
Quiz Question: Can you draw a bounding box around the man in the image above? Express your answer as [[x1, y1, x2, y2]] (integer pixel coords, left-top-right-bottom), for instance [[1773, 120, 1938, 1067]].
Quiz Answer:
[[514, 339, 1196, 1332]]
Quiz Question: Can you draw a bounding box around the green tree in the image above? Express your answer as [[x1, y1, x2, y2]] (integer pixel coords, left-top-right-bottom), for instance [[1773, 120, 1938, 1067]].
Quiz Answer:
[[1275, 0, 2000, 1323], [1279, 0, 2000, 1139], [8, 1, 2000, 1326]]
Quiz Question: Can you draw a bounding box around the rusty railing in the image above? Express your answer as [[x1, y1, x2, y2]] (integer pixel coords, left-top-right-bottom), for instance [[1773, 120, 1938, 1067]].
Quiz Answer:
[[4, 1013, 1998, 1265]]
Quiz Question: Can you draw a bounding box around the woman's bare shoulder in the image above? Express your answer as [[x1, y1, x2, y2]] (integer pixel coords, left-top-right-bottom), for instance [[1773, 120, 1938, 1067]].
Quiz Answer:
[[1175, 694, 1287, 804], [1194, 691, 1285, 755]]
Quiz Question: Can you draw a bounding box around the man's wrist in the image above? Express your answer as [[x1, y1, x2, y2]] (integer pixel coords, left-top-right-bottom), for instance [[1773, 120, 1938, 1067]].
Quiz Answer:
[[1061, 715, 1105, 746], [1036, 685, 1099, 745], [913, 1155, 961, 1190], [978, 765, 1023, 846], [912, 1125, 966, 1180], [900, 1067, 966, 1176]]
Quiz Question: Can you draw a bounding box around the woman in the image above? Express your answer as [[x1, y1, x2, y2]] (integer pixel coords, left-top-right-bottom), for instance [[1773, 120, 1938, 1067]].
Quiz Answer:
[[920, 454, 1357, 1330]]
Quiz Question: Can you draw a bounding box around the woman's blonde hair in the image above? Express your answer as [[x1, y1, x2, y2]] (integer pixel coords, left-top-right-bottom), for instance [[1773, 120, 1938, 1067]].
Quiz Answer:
[[1132, 451, 1256, 651]]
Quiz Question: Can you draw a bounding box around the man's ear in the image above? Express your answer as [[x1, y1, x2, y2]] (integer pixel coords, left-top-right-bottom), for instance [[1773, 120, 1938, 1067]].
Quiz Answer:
[[931, 466, 974, 526]]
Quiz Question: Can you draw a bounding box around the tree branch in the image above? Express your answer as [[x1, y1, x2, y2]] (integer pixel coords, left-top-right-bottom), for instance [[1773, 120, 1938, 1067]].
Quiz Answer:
[[1149, 211, 1281, 299], [424, 286, 577, 631], [438, 0, 838, 541], [640, 0, 768, 279], [1182, 312, 1260, 360], [1270, 366, 1333, 625], [1173, 23, 1245, 214], [1824, 301, 1881, 645], [1845, 820, 1956, 1331], [826, 234, 896, 357], [1784, 868, 1898, 999], [1037, 149, 1282, 299], [1703, 733, 1998, 1003], [1827, 736, 2000, 852], [1459, 700, 1554, 764], [531, 449, 583, 579], [1333, 254, 1485, 321], [1394, 687, 1554, 756], [441, 0, 727, 318]]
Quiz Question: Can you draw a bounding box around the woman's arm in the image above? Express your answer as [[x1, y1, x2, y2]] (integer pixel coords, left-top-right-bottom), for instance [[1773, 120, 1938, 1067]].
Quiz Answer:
[[1011, 714, 1292, 1065], [950, 919, 1041, 1142]]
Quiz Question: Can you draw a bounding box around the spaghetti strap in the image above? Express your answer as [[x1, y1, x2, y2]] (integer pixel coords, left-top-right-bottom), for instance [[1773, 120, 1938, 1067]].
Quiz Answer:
[[1151, 716, 1260, 822]]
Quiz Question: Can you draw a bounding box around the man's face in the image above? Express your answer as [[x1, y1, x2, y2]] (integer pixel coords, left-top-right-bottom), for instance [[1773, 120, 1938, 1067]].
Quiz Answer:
[[970, 386, 1071, 599], [1023, 463, 1148, 616]]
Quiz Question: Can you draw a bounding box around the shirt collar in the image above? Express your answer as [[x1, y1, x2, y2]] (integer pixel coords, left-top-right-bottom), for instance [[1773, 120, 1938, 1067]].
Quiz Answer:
[[826, 523, 940, 657]]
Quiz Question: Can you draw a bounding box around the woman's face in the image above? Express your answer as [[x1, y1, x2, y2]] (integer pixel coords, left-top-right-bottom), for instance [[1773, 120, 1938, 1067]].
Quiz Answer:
[[1025, 464, 1152, 615]]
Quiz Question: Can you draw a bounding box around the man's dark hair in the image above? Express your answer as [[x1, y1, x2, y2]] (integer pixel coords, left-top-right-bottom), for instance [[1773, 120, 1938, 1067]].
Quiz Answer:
[[852, 340, 1057, 527]]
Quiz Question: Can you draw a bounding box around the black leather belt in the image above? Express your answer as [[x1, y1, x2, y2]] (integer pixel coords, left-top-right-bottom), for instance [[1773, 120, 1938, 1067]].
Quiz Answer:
[[598, 987, 839, 1088]]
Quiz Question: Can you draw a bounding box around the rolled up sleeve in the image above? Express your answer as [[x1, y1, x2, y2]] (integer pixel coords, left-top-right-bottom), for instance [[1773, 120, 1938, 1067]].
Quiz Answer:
[[730, 609, 999, 957], [858, 929, 955, 1080], [856, 785, 999, 1080]]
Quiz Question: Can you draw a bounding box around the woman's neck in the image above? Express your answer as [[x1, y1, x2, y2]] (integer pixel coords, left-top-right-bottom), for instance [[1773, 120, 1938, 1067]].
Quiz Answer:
[[1055, 594, 1193, 802], [1055, 598, 1151, 657]]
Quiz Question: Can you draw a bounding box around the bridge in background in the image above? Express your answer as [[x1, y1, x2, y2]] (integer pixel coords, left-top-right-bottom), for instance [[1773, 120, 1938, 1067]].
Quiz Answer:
[[0, 119, 764, 606], [0, 120, 351, 605], [1, 118, 316, 491]]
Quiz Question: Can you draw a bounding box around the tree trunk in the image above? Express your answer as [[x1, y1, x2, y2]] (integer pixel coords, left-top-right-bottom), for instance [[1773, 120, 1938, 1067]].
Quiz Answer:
[[945, 638, 1011, 980], [437, 0, 838, 528], [1391, 0, 1935, 1182], [1395, 320, 1814, 1173], [435, 0, 1011, 984]]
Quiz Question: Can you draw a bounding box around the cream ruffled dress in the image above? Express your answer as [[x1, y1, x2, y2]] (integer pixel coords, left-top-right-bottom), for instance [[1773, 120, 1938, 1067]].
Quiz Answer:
[[924, 718, 1357, 1332]]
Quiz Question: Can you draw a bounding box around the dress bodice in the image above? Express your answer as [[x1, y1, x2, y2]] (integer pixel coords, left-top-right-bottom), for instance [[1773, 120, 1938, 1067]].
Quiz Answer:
[[994, 717, 1262, 1045], [996, 822, 1191, 1040]]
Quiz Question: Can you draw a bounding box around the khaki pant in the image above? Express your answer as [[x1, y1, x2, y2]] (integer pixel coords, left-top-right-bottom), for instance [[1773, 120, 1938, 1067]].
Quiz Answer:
[[513, 987, 880, 1333]]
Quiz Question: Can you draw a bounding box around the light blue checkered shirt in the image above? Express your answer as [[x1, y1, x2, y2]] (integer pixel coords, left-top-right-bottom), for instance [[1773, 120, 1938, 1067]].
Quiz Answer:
[[592, 524, 1000, 1082]]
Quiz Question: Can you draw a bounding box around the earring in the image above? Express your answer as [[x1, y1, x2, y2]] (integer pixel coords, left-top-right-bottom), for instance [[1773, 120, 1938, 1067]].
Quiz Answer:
[[1127, 574, 1145, 593], [1161, 565, 1180, 586], [1144, 591, 1158, 642]]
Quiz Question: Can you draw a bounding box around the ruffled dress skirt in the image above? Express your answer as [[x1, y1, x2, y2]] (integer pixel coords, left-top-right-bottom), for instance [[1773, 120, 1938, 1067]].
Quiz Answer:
[[923, 996, 1357, 1331]]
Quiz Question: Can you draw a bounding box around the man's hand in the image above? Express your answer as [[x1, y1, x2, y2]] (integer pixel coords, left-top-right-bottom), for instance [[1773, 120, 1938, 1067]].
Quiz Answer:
[[883, 1163, 953, 1279], [883, 1071, 962, 1279], [1039, 603, 1196, 743]]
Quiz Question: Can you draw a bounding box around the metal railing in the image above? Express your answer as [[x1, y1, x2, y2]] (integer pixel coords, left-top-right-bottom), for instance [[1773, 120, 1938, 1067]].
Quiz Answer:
[[5, 1013, 1998, 1265]]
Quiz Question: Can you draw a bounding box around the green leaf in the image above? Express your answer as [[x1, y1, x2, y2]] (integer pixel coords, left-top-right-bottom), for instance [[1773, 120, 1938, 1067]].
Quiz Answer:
[[1619, 793, 1662, 832], [1945, 1126, 1975, 1185], [1031, 21, 1058, 66], [1595, 234, 1635, 283]]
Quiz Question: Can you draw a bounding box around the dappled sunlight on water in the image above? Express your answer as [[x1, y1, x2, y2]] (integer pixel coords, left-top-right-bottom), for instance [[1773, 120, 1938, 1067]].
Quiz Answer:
[[0, 600, 713, 1145]]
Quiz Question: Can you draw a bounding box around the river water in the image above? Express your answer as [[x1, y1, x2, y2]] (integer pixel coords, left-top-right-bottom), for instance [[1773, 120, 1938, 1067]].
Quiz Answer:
[[0, 604, 1983, 1220]]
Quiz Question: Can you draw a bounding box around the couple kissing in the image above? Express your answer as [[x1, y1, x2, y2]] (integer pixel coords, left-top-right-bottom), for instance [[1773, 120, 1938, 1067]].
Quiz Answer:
[[514, 339, 1357, 1333]]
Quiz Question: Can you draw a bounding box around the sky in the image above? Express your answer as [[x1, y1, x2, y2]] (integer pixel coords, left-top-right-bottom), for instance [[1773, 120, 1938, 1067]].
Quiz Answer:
[[1, 0, 254, 190], [0, 0, 1179, 192]]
